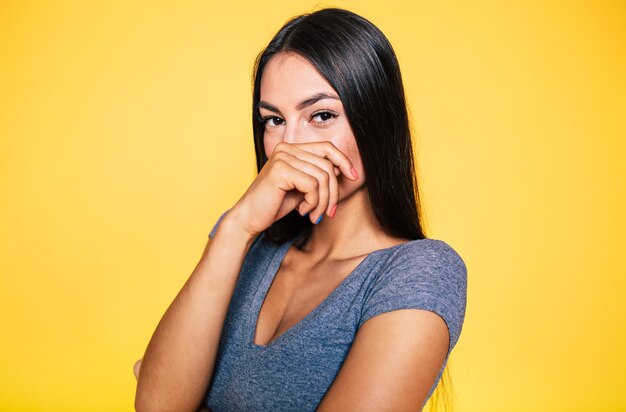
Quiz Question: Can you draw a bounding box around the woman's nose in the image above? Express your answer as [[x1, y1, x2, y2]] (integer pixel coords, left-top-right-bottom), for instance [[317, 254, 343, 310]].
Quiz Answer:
[[281, 119, 309, 144]]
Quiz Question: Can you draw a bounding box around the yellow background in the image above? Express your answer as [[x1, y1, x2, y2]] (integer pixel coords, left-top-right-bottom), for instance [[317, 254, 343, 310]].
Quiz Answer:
[[1, 1, 624, 411]]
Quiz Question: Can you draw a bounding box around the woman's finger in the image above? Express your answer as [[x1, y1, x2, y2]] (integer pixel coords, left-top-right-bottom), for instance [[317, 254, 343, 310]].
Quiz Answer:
[[272, 151, 331, 223], [291, 141, 358, 181], [269, 158, 321, 220], [273, 146, 340, 218]]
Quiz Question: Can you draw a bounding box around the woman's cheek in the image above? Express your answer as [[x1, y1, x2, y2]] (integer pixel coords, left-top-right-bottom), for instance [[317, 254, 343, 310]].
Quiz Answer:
[[329, 130, 358, 162], [345, 140, 360, 162], [263, 134, 279, 159], [308, 124, 336, 140]]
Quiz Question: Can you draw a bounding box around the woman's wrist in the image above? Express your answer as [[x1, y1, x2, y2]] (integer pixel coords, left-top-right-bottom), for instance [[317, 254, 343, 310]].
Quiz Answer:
[[215, 206, 259, 245]]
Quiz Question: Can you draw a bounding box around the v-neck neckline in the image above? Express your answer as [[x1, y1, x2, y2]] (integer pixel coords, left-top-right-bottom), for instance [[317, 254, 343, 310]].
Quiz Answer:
[[248, 233, 420, 349]]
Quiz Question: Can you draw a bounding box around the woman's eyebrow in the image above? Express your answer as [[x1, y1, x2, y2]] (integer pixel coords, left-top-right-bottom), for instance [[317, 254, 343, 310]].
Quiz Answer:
[[257, 92, 340, 115]]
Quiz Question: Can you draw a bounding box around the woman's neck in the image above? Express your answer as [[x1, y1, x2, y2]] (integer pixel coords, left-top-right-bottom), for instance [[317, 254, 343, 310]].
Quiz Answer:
[[295, 187, 406, 261]]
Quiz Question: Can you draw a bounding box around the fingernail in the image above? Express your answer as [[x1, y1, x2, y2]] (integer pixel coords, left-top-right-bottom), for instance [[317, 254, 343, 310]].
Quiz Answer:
[[315, 214, 323, 224], [350, 167, 359, 179], [329, 204, 337, 219]]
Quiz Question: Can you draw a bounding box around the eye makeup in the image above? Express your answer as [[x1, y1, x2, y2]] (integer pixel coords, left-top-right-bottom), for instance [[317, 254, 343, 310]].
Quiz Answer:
[[257, 109, 339, 129]]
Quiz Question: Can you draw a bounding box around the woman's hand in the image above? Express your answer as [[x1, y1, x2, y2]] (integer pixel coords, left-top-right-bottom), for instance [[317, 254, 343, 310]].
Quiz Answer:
[[227, 141, 358, 238]]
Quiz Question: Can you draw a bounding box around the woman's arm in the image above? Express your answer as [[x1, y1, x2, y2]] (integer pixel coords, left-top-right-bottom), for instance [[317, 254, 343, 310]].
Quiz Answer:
[[134, 208, 256, 412], [134, 141, 356, 411]]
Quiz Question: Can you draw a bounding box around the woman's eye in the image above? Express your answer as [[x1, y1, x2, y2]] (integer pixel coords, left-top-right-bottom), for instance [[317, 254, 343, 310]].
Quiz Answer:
[[311, 111, 338, 125], [259, 115, 284, 128], [258, 110, 338, 128]]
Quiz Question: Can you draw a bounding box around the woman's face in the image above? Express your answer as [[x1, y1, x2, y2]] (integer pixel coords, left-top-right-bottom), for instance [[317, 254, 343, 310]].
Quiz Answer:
[[258, 51, 364, 201]]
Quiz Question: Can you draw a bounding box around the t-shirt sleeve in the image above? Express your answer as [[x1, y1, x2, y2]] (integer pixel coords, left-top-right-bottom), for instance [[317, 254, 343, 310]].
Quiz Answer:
[[358, 239, 468, 354], [208, 208, 231, 239]]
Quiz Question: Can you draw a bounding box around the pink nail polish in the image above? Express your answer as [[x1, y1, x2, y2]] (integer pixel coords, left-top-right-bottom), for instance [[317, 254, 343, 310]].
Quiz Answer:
[[329, 204, 337, 219], [350, 167, 359, 179]]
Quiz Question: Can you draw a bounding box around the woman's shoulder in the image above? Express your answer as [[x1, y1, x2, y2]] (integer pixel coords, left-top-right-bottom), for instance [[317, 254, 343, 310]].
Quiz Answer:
[[394, 238, 465, 266], [374, 237, 468, 287], [359, 236, 468, 350]]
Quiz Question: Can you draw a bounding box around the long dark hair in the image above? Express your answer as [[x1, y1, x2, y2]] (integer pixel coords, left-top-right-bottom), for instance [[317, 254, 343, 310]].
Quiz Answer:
[[251, 7, 428, 245]]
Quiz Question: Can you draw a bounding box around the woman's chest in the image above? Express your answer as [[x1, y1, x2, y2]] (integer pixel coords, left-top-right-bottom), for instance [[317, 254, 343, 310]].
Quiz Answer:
[[204, 244, 390, 411], [254, 256, 367, 347], [205, 264, 369, 411]]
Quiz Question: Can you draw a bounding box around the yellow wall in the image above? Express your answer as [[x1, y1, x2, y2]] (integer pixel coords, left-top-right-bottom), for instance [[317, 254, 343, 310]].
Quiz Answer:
[[1, 1, 624, 410]]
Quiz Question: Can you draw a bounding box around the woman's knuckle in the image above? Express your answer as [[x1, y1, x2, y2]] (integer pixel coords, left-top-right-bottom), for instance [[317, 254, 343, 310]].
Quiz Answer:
[[273, 151, 287, 161], [271, 158, 287, 173], [310, 175, 319, 188]]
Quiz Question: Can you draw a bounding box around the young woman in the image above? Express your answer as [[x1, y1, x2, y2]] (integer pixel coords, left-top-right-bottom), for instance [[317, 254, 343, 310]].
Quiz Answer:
[[134, 8, 467, 412]]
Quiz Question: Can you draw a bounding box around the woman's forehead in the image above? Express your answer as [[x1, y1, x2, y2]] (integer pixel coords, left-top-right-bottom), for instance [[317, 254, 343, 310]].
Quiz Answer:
[[260, 53, 336, 102]]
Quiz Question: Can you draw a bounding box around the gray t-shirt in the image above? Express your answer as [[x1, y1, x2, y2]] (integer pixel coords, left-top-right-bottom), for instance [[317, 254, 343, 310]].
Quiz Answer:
[[203, 209, 467, 411]]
